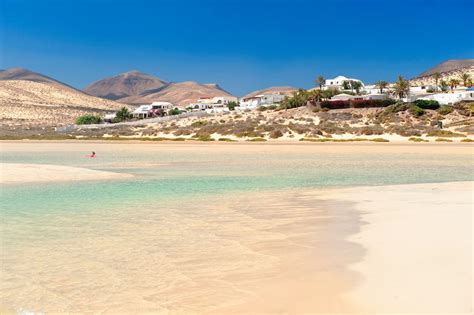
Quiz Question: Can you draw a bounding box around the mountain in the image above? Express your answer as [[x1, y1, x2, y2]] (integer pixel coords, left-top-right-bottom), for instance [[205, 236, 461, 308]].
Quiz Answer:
[[243, 86, 298, 98], [416, 59, 474, 77], [84, 70, 168, 100], [0, 80, 125, 125], [0, 67, 78, 92], [118, 81, 234, 106]]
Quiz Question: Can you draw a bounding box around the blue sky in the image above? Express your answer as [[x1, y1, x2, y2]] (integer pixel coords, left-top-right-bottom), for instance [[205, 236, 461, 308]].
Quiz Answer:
[[1, 0, 473, 95]]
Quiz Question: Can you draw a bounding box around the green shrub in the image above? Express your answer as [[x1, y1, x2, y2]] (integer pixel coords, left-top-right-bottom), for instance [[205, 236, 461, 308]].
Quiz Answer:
[[195, 134, 214, 141], [218, 137, 237, 142], [409, 105, 425, 117], [269, 129, 284, 138], [426, 130, 465, 137], [409, 137, 429, 142], [371, 138, 390, 142], [168, 108, 183, 116], [414, 99, 440, 110], [435, 138, 453, 142], [191, 120, 207, 127], [114, 107, 132, 122], [461, 138, 474, 142], [227, 101, 239, 111], [247, 137, 267, 142], [437, 105, 454, 115], [76, 114, 102, 125], [382, 103, 409, 115]]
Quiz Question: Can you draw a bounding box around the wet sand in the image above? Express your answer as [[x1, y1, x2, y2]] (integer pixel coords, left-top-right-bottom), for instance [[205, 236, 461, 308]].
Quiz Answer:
[[0, 142, 472, 313], [0, 163, 132, 184]]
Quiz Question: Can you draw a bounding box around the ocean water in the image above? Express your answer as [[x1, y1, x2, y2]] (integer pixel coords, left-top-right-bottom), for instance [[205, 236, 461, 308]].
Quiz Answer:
[[0, 143, 473, 313]]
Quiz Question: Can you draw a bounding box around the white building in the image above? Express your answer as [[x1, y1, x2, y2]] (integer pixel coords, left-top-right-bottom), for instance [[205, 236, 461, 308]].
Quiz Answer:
[[239, 93, 286, 109], [409, 85, 438, 95], [189, 103, 214, 111], [211, 96, 238, 104], [324, 75, 365, 91], [360, 93, 388, 100], [132, 101, 176, 118], [133, 105, 153, 119], [417, 91, 474, 105], [150, 101, 174, 110], [104, 113, 116, 123]]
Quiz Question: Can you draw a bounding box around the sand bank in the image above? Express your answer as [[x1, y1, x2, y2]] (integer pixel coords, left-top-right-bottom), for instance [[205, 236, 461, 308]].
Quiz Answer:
[[315, 182, 473, 314], [0, 163, 132, 184]]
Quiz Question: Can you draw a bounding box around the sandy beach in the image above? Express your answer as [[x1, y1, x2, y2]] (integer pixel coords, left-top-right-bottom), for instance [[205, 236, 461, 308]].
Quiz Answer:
[[0, 142, 472, 313], [0, 163, 132, 184]]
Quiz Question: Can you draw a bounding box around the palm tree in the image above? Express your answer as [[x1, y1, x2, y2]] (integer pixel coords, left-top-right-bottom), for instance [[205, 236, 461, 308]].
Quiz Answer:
[[433, 72, 441, 88], [449, 78, 459, 91], [315, 76, 325, 90], [308, 89, 323, 103], [393, 75, 410, 99], [342, 80, 351, 91], [440, 79, 448, 92], [460, 73, 471, 87], [467, 78, 473, 88], [375, 80, 388, 94], [351, 81, 363, 95]]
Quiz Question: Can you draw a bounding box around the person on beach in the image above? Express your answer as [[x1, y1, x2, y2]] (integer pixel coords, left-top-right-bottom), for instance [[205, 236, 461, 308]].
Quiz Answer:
[[89, 151, 96, 158]]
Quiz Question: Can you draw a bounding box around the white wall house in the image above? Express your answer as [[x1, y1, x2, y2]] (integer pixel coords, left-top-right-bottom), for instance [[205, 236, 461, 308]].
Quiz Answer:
[[190, 103, 212, 111], [409, 85, 437, 95], [211, 96, 238, 104], [324, 75, 365, 90], [360, 93, 388, 100], [151, 101, 174, 110], [132, 102, 176, 118], [417, 91, 474, 105], [239, 93, 286, 109], [133, 105, 153, 118]]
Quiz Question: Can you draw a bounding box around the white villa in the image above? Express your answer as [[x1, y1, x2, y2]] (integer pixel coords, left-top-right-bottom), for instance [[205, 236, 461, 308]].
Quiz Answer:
[[132, 101, 176, 118], [324, 75, 365, 90], [211, 96, 238, 104], [417, 90, 474, 105], [239, 93, 286, 109]]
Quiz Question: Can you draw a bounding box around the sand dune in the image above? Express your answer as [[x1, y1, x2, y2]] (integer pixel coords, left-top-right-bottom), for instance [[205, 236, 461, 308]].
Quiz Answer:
[[0, 80, 125, 125]]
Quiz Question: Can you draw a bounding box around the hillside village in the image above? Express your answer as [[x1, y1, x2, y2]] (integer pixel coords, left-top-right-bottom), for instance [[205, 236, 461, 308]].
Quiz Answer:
[[0, 60, 473, 142]]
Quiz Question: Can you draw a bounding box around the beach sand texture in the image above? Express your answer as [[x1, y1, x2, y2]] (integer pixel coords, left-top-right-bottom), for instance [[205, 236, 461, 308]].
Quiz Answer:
[[0, 163, 133, 184], [0, 142, 472, 313]]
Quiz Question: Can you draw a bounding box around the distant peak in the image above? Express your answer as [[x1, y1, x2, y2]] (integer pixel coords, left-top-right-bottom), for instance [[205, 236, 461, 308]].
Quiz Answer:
[[4, 67, 31, 73]]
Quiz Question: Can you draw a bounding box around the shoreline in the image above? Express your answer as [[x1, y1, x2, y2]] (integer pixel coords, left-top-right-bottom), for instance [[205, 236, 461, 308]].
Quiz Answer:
[[1, 138, 473, 145], [0, 141, 471, 313], [215, 181, 472, 314], [318, 182, 473, 314], [0, 163, 133, 185]]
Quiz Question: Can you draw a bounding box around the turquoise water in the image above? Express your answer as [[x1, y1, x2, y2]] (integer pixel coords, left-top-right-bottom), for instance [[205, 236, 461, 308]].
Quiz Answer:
[[2, 144, 473, 218], [0, 143, 473, 312]]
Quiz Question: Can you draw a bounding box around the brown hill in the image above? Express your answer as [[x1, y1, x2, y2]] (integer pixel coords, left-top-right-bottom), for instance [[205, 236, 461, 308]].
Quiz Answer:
[[417, 59, 474, 77], [0, 67, 78, 92], [243, 86, 298, 98], [0, 80, 125, 125], [118, 81, 234, 106], [84, 70, 168, 100], [410, 66, 474, 87]]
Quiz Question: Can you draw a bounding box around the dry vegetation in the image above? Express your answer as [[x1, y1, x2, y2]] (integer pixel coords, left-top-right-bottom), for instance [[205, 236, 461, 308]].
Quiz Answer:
[[2, 101, 473, 142]]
